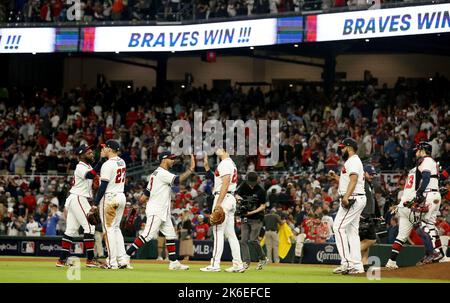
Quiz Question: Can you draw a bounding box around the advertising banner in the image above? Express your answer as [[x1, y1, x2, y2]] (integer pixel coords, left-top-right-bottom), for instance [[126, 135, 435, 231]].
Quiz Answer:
[[301, 243, 341, 265]]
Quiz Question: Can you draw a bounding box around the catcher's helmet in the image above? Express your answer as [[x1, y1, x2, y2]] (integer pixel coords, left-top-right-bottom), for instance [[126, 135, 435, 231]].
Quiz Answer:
[[414, 141, 432, 155]]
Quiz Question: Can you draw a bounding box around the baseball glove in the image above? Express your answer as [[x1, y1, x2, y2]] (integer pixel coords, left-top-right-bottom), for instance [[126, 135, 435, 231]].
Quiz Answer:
[[87, 206, 101, 225], [209, 206, 225, 225], [92, 175, 100, 190]]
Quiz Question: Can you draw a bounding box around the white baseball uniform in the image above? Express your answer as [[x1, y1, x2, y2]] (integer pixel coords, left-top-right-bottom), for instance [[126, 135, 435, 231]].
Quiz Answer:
[[417, 157, 442, 255], [99, 156, 127, 268], [64, 161, 95, 237], [417, 157, 441, 224], [333, 154, 366, 271], [140, 167, 178, 241], [394, 168, 417, 244], [210, 157, 243, 268]]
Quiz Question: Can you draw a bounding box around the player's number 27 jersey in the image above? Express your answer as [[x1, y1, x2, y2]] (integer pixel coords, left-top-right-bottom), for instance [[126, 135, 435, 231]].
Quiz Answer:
[[100, 157, 127, 194]]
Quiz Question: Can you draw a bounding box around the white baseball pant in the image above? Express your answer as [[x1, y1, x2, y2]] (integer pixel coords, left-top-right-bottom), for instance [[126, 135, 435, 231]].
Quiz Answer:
[[140, 213, 177, 241], [64, 194, 95, 237], [100, 193, 127, 268], [333, 196, 366, 271], [210, 194, 243, 268]]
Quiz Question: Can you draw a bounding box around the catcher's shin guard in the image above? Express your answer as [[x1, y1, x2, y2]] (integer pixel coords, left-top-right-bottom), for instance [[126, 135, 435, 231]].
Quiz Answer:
[[59, 234, 73, 261], [84, 233, 95, 261], [389, 239, 404, 261], [416, 224, 434, 255], [166, 239, 177, 261]]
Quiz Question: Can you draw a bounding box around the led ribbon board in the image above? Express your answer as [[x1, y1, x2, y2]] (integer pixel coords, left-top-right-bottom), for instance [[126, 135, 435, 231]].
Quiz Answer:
[[306, 3, 450, 42]]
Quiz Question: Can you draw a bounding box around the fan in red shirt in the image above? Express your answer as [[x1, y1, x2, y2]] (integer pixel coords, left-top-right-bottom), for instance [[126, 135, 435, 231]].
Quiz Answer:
[[23, 191, 37, 212], [414, 130, 428, 145], [325, 148, 339, 170], [436, 215, 450, 237], [194, 215, 209, 240], [126, 108, 139, 128]]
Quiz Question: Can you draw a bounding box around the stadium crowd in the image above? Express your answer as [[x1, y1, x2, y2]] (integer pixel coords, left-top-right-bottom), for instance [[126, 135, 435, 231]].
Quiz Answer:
[[1, 0, 426, 23], [0, 74, 450, 258]]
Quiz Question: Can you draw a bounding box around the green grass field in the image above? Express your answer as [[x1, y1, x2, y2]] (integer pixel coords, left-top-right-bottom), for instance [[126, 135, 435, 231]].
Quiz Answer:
[[0, 256, 448, 283]]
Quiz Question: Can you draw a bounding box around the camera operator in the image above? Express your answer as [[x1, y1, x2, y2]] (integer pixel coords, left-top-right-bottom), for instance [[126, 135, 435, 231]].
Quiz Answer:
[[360, 165, 383, 271], [236, 171, 268, 270]]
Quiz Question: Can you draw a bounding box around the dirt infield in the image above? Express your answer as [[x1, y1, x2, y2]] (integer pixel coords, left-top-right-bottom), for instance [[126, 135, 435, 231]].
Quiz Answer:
[[0, 257, 314, 267], [378, 262, 450, 281]]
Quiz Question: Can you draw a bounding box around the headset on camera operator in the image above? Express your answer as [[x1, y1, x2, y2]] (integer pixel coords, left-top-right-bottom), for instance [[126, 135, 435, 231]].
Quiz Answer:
[[360, 165, 383, 270], [235, 171, 269, 270]]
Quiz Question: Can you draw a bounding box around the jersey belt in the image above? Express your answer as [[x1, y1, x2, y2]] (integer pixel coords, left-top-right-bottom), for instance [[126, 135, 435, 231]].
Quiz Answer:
[[350, 193, 365, 196], [213, 191, 234, 195], [424, 189, 439, 192]]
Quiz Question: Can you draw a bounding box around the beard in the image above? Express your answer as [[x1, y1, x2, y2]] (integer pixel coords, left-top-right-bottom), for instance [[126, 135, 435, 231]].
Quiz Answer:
[[342, 150, 349, 161]]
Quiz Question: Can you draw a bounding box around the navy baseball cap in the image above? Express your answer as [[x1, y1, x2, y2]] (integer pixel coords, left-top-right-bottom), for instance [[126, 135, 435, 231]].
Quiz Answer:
[[414, 141, 432, 154], [159, 151, 177, 161], [364, 165, 377, 175], [338, 137, 358, 151], [74, 144, 92, 156], [101, 140, 120, 151]]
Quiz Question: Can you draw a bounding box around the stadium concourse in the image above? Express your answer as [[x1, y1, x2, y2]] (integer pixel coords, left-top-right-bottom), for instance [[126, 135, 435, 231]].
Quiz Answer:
[[0, 79, 449, 255]]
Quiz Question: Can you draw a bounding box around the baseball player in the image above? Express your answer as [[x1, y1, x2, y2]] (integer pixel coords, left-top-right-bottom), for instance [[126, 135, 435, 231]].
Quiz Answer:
[[386, 142, 444, 268], [385, 166, 420, 269], [91, 140, 129, 269], [200, 148, 245, 273], [124, 151, 194, 270], [328, 138, 366, 275], [56, 144, 105, 268]]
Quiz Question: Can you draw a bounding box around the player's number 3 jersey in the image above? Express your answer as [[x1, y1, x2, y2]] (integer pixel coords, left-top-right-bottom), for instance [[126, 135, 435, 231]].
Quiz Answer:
[[400, 167, 416, 206], [100, 157, 127, 193], [146, 167, 176, 219], [213, 157, 238, 193]]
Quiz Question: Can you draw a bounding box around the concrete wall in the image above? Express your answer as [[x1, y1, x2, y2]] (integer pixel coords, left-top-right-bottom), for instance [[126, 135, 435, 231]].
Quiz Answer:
[[63, 57, 157, 91], [336, 54, 450, 87], [63, 53, 450, 91]]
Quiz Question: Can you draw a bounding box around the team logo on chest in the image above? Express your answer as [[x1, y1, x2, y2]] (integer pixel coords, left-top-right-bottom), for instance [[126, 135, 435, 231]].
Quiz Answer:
[[341, 167, 347, 174], [214, 169, 220, 177]]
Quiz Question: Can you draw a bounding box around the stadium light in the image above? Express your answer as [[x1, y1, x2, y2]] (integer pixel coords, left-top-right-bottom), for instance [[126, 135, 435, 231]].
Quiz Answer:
[[181, 85, 186, 89], [250, 47, 254, 50], [115, 51, 120, 54], [294, 44, 299, 48], [365, 39, 370, 42]]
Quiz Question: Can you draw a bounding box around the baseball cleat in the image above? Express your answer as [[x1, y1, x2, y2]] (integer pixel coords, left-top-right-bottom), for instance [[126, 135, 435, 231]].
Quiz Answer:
[[243, 262, 250, 270], [332, 265, 348, 274], [200, 265, 221, 272], [439, 256, 450, 263], [416, 253, 438, 266], [169, 260, 189, 270], [256, 257, 269, 270], [431, 252, 444, 263], [56, 260, 67, 268], [100, 263, 118, 269], [385, 259, 398, 270], [343, 268, 364, 275], [86, 258, 104, 268], [118, 261, 133, 270], [225, 265, 246, 273]]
